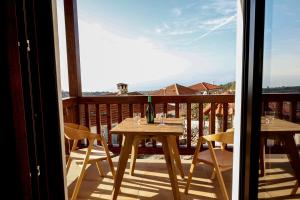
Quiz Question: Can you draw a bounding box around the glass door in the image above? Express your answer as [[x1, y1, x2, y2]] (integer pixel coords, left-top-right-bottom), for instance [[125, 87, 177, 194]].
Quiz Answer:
[[234, 0, 300, 199], [258, 0, 300, 198]]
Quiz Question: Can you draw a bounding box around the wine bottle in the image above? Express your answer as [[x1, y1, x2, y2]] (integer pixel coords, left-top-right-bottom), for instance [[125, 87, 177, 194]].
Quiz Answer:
[[146, 96, 155, 123]]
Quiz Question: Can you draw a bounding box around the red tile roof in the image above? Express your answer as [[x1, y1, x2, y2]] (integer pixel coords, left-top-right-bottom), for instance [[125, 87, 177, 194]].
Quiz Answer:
[[151, 83, 196, 95], [189, 82, 221, 92]]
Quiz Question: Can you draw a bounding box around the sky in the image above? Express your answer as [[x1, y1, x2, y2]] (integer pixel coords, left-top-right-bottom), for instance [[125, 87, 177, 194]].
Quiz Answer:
[[263, 0, 300, 88], [57, 0, 300, 92]]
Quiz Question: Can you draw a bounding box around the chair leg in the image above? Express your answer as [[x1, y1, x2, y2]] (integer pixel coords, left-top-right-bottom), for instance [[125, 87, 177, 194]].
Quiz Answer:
[[130, 138, 139, 176], [96, 161, 105, 177], [259, 137, 266, 177], [291, 181, 299, 195], [66, 157, 72, 174], [184, 159, 197, 194], [208, 142, 229, 200], [185, 138, 202, 194], [71, 145, 92, 200], [210, 170, 216, 179], [101, 136, 115, 178], [170, 136, 185, 179]]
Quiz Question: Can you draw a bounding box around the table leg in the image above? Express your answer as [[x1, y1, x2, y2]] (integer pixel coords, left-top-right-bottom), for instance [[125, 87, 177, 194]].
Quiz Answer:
[[170, 136, 185, 179], [259, 136, 266, 177], [162, 136, 181, 200], [280, 135, 300, 193], [112, 134, 135, 200], [130, 137, 140, 176]]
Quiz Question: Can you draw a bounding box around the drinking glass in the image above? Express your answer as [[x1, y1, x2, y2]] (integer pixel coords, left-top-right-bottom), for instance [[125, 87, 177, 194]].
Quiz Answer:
[[157, 113, 166, 125], [161, 113, 167, 125], [264, 111, 275, 124], [133, 113, 141, 126]]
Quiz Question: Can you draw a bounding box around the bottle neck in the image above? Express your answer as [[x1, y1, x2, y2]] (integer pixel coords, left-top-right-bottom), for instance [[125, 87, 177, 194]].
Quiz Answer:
[[147, 96, 152, 103]]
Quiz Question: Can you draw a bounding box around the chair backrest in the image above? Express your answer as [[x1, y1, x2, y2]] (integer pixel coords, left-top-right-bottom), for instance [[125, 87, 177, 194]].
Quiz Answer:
[[226, 128, 234, 133], [202, 131, 234, 145], [64, 123, 91, 141]]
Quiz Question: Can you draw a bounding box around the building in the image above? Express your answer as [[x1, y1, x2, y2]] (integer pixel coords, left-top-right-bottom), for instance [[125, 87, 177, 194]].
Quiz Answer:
[[189, 82, 222, 94], [151, 83, 197, 96]]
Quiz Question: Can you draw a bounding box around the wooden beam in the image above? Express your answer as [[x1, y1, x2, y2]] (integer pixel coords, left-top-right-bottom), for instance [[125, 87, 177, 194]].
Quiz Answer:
[[64, 0, 82, 97]]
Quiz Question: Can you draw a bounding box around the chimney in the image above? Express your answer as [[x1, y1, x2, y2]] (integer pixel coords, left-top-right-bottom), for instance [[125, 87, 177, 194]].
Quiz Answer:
[[117, 83, 128, 95]]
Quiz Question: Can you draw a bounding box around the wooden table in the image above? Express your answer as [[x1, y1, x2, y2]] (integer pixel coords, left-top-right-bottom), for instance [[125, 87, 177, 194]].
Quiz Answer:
[[110, 118, 184, 200], [260, 118, 300, 193]]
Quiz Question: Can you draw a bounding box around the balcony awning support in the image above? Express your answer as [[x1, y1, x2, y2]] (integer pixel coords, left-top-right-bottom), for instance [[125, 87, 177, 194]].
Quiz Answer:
[[64, 0, 82, 97]]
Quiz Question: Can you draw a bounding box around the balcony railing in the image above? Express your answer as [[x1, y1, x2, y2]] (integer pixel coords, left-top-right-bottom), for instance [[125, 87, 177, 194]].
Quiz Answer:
[[62, 93, 300, 154]]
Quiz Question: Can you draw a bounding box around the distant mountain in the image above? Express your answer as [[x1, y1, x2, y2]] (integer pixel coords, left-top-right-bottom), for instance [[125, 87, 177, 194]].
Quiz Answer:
[[64, 81, 300, 97], [220, 81, 235, 91], [61, 91, 115, 98], [263, 86, 300, 93]]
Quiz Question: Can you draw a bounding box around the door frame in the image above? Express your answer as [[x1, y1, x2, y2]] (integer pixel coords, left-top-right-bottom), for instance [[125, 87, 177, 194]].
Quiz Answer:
[[1, 0, 67, 199], [233, 0, 265, 199]]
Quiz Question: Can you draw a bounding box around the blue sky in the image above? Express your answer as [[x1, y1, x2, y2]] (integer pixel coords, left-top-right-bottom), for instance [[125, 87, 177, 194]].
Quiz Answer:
[[263, 0, 300, 88], [57, 0, 299, 92]]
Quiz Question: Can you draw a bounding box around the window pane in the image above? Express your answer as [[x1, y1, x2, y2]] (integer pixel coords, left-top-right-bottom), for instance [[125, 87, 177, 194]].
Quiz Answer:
[[259, 0, 300, 198]]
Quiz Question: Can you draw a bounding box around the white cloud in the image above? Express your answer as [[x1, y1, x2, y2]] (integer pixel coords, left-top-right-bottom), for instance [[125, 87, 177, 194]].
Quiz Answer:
[[191, 14, 236, 41], [163, 23, 170, 29], [155, 28, 162, 34], [76, 20, 188, 91], [168, 30, 196, 35], [172, 8, 182, 17], [56, 0, 237, 92], [204, 16, 234, 27], [207, 15, 236, 31]]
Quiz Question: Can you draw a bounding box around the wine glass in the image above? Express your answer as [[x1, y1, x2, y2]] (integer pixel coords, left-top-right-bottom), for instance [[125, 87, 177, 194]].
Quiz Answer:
[[160, 113, 166, 125], [264, 111, 275, 124], [133, 113, 141, 126], [156, 113, 166, 125]]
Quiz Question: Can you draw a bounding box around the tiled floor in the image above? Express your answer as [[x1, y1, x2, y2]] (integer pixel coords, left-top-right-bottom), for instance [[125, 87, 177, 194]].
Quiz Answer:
[[67, 154, 299, 199], [258, 154, 300, 199]]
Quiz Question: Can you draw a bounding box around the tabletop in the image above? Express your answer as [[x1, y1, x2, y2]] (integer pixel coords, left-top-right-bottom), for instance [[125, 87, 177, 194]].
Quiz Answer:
[[110, 118, 184, 136], [261, 118, 300, 134]]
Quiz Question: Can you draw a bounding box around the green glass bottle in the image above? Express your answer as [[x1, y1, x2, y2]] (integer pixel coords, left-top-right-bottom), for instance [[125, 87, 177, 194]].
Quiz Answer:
[[146, 96, 154, 123]]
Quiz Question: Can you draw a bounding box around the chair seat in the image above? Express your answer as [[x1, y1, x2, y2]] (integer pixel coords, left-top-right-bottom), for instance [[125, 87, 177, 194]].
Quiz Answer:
[[70, 145, 113, 162], [197, 149, 233, 168]]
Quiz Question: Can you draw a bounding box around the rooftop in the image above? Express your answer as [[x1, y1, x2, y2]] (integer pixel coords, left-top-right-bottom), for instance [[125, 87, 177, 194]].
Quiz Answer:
[[189, 82, 221, 92], [151, 83, 196, 96]]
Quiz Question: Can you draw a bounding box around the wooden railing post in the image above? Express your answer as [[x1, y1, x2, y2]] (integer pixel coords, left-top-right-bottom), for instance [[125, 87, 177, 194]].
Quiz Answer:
[[117, 104, 123, 146], [198, 103, 203, 137], [187, 103, 191, 149], [291, 101, 297, 122], [175, 103, 180, 146], [129, 104, 133, 117], [222, 103, 228, 132], [84, 104, 90, 129], [278, 101, 283, 119], [95, 104, 101, 145], [210, 103, 216, 147], [163, 103, 168, 114], [175, 103, 179, 118], [106, 104, 112, 146], [209, 103, 216, 135]]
